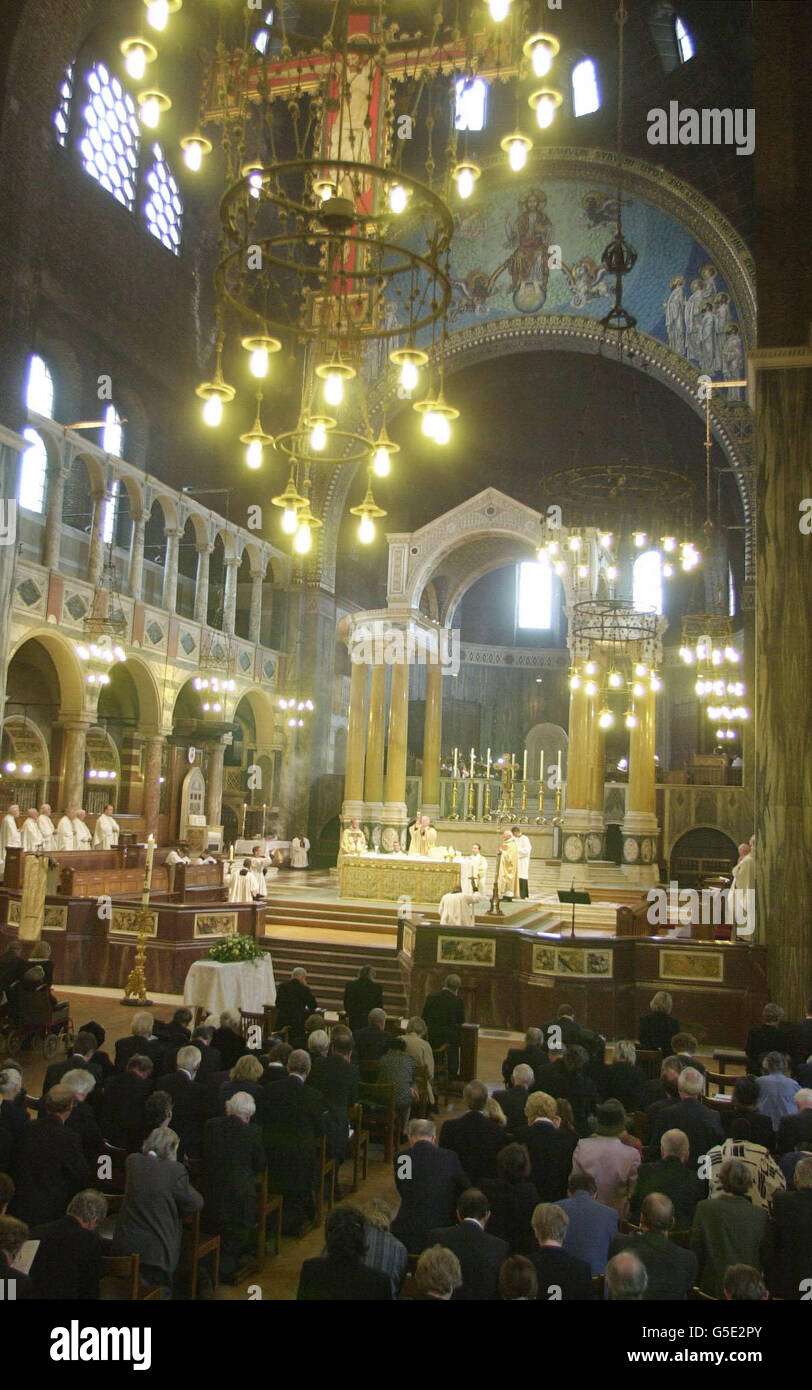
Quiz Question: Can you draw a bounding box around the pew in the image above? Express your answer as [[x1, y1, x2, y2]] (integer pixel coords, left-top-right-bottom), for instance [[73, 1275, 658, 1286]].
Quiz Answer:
[[58, 863, 171, 897], [172, 861, 226, 903]]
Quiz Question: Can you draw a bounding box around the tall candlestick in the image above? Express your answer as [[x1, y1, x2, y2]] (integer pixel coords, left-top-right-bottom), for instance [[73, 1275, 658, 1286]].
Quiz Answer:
[[453, 746, 458, 778], [536, 748, 546, 824], [229, 842, 234, 863], [142, 833, 155, 907], [557, 749, 562, 785], [469, 747, 475, 777], [522, 748, 528, 781], [486, 747, 491, 774], [539, 748, 544, 783], [123, 832, 155, 1007]]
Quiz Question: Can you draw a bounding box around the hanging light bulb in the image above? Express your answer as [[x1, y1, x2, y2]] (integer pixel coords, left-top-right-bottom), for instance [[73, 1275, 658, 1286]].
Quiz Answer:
[[568, 534, 582, 551], [313, 175, 338, 203], [315, 355, 355, 408], [584, 680, 598, 698], [245, 439, 263, 469], [388, 183, 408, 214], [121, 37, 157, 81], [625, 711, 638, 729], [453, 161, 481, 200], [373, 444, 390, 476], [523, 32, 560, 78], [598, 707, 614, 730], [180, 133, 212, 171], [633, 531, 648, 549], [547, 539, 560, 556], [529, 87, 563, 129], [241, 331, 283, 381], [294, 523, 312, 555], [500, 131, 532, 172], [662, 561, 674, 578], [137, 89, 171, 129], [632, 681, 646, 698], [606, 564, 619, 581], [145, 0, 181, 31], [635, 662, 649, 677], [390, 346, 428, 393], [650, 672, 663, 692], [662, 536, 677, 553], [488, 0, 511, 22], [427, 388, 459, 446], [239, 401, 273, 471], [584, 661, 597, 676], [350, 477, 387, 545], [282, 507, 297, 534], [608, 669, 623, 688], [358, 515, 375, 544], [325, 372, 343, 405], [569, 671, 581, 691], [599, 532, 614, 548], [420, 405, 439, 439], [272, 470, 306, 536], [433, 412, 451, 445], [202, 394, 222, 427], [308, 415, 332, 452]]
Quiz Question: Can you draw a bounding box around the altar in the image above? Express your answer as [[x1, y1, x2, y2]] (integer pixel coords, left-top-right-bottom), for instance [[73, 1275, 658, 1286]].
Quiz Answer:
[[339, 851, 464, 904]]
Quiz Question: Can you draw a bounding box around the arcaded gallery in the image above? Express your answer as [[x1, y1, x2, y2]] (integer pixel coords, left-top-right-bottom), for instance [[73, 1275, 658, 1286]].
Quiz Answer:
[[0, 0, 809, 1336]]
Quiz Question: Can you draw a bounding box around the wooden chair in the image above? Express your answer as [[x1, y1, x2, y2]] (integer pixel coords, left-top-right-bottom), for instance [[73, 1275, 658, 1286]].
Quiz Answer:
[[712, 1048, 747, 1074], [23, 1093, 41, 1116], [95, 1141, 128, 1194], [262, 1005, 290, 1043], [359, 1058, 379, 1084], [100, 1253, 140, 1300], [635, 1049, 662, 1081], [314, 1135, 336, 1226], [230, 1170, 283, 1282], [358, 1081, 399, 1163], [240, 1005, 278, 1044], [178, 1208, 221, 1299], [705, 1068, 737, 1095], [347, 1102, 370, 1192], [702, 1093, 732, 1116], [629, 1109, 647, 1141], [413, 1063, 431, 1119]]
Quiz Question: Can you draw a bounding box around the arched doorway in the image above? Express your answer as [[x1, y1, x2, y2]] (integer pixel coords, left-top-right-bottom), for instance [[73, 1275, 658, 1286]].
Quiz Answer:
[[670, 826, 739, 888]]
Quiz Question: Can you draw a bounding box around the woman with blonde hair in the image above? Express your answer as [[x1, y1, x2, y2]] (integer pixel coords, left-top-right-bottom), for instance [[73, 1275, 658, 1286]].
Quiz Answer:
[[638, 990, 679, 1056], [219, 1052, 264, 1113]]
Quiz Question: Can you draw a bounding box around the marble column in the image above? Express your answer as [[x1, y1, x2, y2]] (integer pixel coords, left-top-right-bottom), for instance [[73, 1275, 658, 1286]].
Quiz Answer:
[[559, 677, 592, 877], [128, 512, 147, 601], [421, 658, 443, 819], [342, 656, 368, 821], [363, 662, 386, 835], [585, 662, 606, 858], [205, 740, 226, 829], [248, 567, 265, 645], [60, 722, 89, 811], [43, 463, 68, 571], [194, 545, 212, 625], [383, 656, 409, 836], [222, 557, 239, 635], [622, 684, 658, 883], [142, 735, 165, 837], [87, 490, 109, 585], [162, 528, 182, 614]]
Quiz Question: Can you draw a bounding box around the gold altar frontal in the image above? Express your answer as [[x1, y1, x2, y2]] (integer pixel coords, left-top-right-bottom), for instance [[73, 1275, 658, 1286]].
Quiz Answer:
[[339, 852, 462, 903]]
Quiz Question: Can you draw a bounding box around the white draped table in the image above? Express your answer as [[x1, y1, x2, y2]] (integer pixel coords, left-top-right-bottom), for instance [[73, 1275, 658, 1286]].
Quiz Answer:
[[183, 954, 276, 1016]]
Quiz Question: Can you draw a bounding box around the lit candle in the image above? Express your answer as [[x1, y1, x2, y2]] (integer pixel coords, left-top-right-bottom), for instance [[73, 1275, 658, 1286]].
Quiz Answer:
[[469, 747, 475, 776], [486, 747, 491, 776], [523, 749, 528, 781], [453, 747, 458, 778], [229, 842, 234, 863], [539, 748, 545, 783], [142, 832, 155, 907], [557, 749, 562, 785], [242, 802, 247, 835]]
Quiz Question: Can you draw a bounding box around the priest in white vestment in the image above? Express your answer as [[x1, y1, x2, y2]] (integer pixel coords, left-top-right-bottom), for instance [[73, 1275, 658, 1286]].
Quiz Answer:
[[229, 862, 256, 903], [511, 826, 532, 899], [92, 804, 120, 849], [409, 815, 438, 857], [439, 890, 476, 926], [72, 809, 93, 848], [0, 803, 21, 869], [730, 836, 756, 940], [340, 818, 367, 855], [165, 846, 191, 867], [290, 834, 310, 868], [22, 808, 44, 852], [55, 811, 75, 851], [497, 831, 519, 900], [37, 804, 56, 851], [462, 843, 488, 896]]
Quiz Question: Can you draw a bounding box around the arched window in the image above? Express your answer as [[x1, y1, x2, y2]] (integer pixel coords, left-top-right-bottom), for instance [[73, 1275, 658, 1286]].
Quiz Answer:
[[80, 63, 140, 210], [54, 63, 74, 147], [454, 76, 488, 132], [675, 16, 695, 63], [517, 559, 552, 630], [633, 549, 664, 615], [572, 58, 600, 117], [144, 143, 183, 254], [18, 429, 48, 515], [26, 355, 54, 418], [102, 405, 122, 545]]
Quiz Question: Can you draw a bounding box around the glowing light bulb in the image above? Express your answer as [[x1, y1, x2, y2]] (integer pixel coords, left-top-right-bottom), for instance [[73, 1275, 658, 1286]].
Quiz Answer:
[[359, 515, 375, 544], [548, 539, 559, 556], [202, 395, 222, 427], [250, 348, 268, 378], [635, 663, 648, 677], [535, 94, 556, 129], [608, 670, 623, 688], [294, 523, 311, 555], [125, 45, 148, 80], [568, 534, 582, 551], [531, 40, 554, 77], [625, 712, 638, 729], [584, 680, 598, 698], [489, 0, 510, 21], [632, 681, 645, 698], [140, 95, 161, 128], [598, 708, 614, 730], [633, 531, 647, 548], [599, 532, 613, 548], [146, 0, 170, 31], [421, 409, 438, 440], [281, 507, 298, 535], [245, 439, 263, 470], [433, 413, 451, 445], [606, 564, 618, 581], [400, 359, 418, 391], [662, 562, 674, 578], [373, 445, 390, 477], [310, 421, 327, 452], [456, 166, 475, 199], [324, 371, 343, 406], [569, 673, 581, 691], [650, 673, 662, 692], [184, 140, 203, 171], [389, 183, 408, 214], [663, 536, 677, 553], [584, 661, 597, 676], [247, 171, 263, 199], [508, 138, 528, 172]]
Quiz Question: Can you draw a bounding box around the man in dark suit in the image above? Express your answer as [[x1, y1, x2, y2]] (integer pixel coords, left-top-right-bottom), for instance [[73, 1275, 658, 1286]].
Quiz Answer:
[[274, 968, 318, 1048], [422, 974, 465, 1077], [542, 1005, 597, 1056], [649, 1068, 723, 1164], [298, 1205, 392, 1301], [10, 1087, 89, 1226], [691, 1158, 769, 1299], [610, 1193, 697, 1299], [630, 1127, 707, 1227], [190, 1026, 223, 1084], [343, 965, 383, 1035], [429, 1188, 509, 1300], [153, 1007, 193, 1048], [558, 1172, 619, 1276], [43, 1031, 103, 1096], [114, 1012, 166, 1074], [529, 1202, 593, 1300], [308, 1027, 359, 1165], [160, 1046, 210, 1160], [98, 1055, 155, 1151], [514, 1090, 577, 1202], [531, 1048, 567, 1098], [261, 1049, 327, 1235], [30, 1188, 107, 1299], [776, 1090, 812, 1155], [200, 1092, 267, 1279], [353, 1008, 391, 1063], [0, 941, 27, 997], [492, 1064, 534, 1133], [390, 1118, 469, 1254], [784, 999, 812, 1071], [765, 1156, 812, 1299], [501, 1029, 548, 1085], [0, 1064, 28, 1172], [439, 1081, 508, 1186], [745, 1003, 789, 1073]]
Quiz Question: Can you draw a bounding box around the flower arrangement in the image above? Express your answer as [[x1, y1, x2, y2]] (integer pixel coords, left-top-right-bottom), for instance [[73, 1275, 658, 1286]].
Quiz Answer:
[[208, 933, 265, 965]]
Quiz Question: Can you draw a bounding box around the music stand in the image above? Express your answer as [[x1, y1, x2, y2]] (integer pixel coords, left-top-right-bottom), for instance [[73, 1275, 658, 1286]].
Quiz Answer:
[[558, 885, 591, 940]]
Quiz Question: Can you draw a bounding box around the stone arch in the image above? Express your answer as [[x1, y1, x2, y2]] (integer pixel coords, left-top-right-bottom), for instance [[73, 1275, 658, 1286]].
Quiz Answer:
[[0, 713, 51, 809], [668, 824, 740, 882], [114, 383, 149, 468], [524, 722, 569, 784], [29, 334, 83, 422], [234, 549, 254, 640], [207, 532, 226, 628], [6, 630, 86, 720], [176, 515, 202, 620], [232, 688, 276, 750], [115, 655, 163, 735]]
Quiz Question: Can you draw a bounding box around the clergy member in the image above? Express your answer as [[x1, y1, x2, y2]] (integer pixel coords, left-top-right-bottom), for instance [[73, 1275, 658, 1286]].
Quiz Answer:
[[497, 829, 519, 901], [409, 813, 438, 857], [290, 832, 310, 868], [165, 843, 191, 866], [0, 803, 21, 868], [341, 817, 367, 854], [511, 825, 532, 899], [72, 808, 93, 849], [229, 860, 256, 903], [55, 809, 75, 850], [37, 804, 56, 851], [730, 833, 756, 940], [92, 803, 120, 849], [22, 807, 44, 851], [467, 842, 488, 895]]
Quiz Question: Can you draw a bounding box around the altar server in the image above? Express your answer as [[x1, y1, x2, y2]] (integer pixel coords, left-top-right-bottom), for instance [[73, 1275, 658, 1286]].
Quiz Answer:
[[340, 817, 367, 854], [229, 860, 256, 903], [511, 825, 532, 899], [37, 804, 56, 851], [22, 807, 44, 851], [72, 808, 93, 848], [92, 804, 120, 849], [55, 810, 75, 850], [497, 829, 519, 901], [0, 803, 21, 868], [409, 813, 437, 857], [465, 842, 489, 895], [290, 832, 310, 868]]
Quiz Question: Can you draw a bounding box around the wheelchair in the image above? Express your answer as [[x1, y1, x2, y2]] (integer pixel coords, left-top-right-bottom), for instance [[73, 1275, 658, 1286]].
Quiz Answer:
[[0, 982, 74, 1059]]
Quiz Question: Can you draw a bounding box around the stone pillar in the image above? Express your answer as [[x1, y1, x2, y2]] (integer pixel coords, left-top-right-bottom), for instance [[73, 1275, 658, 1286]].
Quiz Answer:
[[558, 678, 593, 876], [363, 662, 386, 836], [622, 684, 658, 883], [383, 655, 409, 837], [222, 557, 239, 635], [60, 722, 89, 811], [341, 656, 367, 822], [142, 735, 165, 837], [43, 463, 68, 571], [248, 567, 265, 645], [162, 528, 182, 613], [87, 490, 109, 585], [128, 512, 147, 600], [585, 661, 606, 859], [194, 545, 212, 625], [421, 658, 443, 819], [205, 740, 226, 829]]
